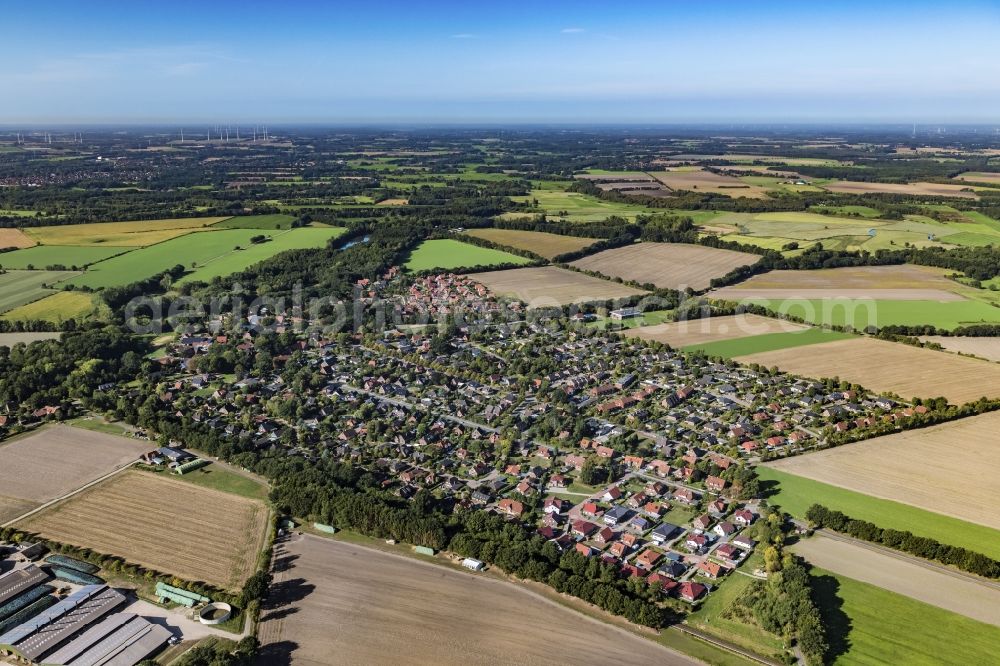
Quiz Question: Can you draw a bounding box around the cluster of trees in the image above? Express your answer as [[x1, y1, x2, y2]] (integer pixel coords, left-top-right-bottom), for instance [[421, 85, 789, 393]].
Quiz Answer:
[[805, 505, 1000, 578], [0, 326, 146, 411], [724, 507, 828, 665]]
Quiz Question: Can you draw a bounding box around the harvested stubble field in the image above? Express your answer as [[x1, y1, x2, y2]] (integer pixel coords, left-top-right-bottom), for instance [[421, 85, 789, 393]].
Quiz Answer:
[[257, 535, 698, 666], [570, 242, 760, 291], [821, 181, 981, 198], [794, 534, 1000, 627], [737, 337, 1000, 404], [919, 336, 1000, 362], [18, 470, 269, 589], [954, 171, 1000, 185], [0, 425, 147, 523], [710, 265, 964, 301], [623, 313, 807, 347], [650, 168, 771, 198], [0, 331, 60, 345], [767, 412, 1000, 530], [472, 266, 647, 307], [463, 229, 599, 259], [0, 228, 36, 249], [23, 217, 230, 246]]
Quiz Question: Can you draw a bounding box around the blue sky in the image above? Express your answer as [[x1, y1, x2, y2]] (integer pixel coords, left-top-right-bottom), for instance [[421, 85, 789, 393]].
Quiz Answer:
[[3, 1, 1000, 123]]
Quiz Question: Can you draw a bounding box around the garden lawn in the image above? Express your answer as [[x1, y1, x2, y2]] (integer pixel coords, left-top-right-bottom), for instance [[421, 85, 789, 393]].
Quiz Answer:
[[176, 227, 346, 284], [757, 468, 1000, 560], [682, 328, 853, 357], [810, 568, 1000, 666], [404, 239, 531, 272]]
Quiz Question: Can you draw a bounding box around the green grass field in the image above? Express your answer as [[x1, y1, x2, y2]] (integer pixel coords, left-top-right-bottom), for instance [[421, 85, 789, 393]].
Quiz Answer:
[[0, 245, 126, 270], [810, 568, 1000, 665], [757, 467, 1000, 559], [403, 239, 532, 271], [683, 328, 853, 357], [149, 464, 269, 501], [213, 214, 300, 229], [591, 309, 673, 330], [0, 269, 78, 313], [742, 298, 1000, 330], [0, 290, 96, 322], [63, 229, 310, 289], [176, 227, 346, 284], [810, 205, 882, 218]]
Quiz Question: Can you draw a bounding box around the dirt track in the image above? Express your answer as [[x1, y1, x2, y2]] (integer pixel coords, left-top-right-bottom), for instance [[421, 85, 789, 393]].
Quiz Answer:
[[256, 535, 701, 666], [793, 534, 1000, 627]]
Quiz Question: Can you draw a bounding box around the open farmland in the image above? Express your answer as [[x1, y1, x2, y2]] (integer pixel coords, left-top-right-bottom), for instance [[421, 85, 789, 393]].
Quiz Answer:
[[650, 168, 770, 198], [213, 214, 299, 229], [765, 411, 1000, 530], [0, 269, 79, 313], [0, 244, 125, 270], [623, 313, 807, 347], [919, 335, 1000, 362], [954, 171, 1000, 185], [23, 217, 229, 246], [0, 228, 36, 249], [728, 297, 1000, 330], [757, 468, 1000, 560], [64, 228, 280, 289], [176, 227, 346, 284], [507, 188, 664, 223], [18, 470, 269, 589], [1, 290, 96, 322], [794, 534, 1000, 627], [736, 337, 1000, 403], [0, 425, 147, 523], [404, 239, 532, 272], [463, 229, 599, 259], [809, 568, 1000, 666], [570, 242, 760, 291], [821, 181, 982, 198], [711, 265, 966, 301], [0, 331, 61, 345], [684, 328, 854, 357], [704, 210, 1000, 252], [472, 266, 647, 307], [257, 534, 698, 666]]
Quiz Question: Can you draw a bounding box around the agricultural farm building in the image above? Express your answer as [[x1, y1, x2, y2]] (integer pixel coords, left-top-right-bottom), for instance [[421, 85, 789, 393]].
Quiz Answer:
[[570, 243, 760, 291]]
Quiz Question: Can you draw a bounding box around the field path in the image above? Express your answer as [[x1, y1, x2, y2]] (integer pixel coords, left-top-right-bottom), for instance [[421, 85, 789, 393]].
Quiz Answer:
[[793, 533, 1000, 627], [257, 534, 704, 666]]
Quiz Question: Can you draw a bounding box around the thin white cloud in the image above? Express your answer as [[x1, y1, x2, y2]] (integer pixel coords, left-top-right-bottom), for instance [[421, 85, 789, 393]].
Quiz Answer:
[[560, 27, 585, 34], [451, 33, 478, 39]]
